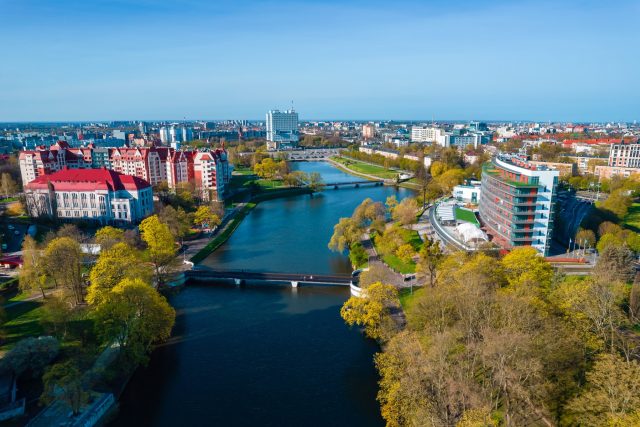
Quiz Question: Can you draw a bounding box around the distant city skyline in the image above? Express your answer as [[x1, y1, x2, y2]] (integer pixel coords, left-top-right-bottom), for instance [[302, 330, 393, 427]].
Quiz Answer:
[[1, 0, 639, 122]]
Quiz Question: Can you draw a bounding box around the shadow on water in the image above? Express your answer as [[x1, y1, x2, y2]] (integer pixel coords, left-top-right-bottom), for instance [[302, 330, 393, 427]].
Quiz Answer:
[[113, 285, 383, 427]]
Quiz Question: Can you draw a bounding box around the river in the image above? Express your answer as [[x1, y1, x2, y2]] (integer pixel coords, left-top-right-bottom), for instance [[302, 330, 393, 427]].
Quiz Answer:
[[112, 162, 413, 426]]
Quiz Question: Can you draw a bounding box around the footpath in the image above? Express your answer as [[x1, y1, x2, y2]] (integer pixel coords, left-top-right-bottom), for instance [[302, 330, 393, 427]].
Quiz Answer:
[[361, 233, 407, 288]]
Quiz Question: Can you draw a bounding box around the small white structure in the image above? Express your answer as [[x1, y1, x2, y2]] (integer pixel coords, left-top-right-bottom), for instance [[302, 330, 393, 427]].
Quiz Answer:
[[455, 222, 488, 244], [452, 181, 481, 204]]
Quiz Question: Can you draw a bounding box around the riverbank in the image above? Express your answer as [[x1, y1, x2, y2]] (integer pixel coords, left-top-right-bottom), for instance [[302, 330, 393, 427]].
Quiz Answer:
[[328, 156, 422, 190], [189, 187, 313, 263]]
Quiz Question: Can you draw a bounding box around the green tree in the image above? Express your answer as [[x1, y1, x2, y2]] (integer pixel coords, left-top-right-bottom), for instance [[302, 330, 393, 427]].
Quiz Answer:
[[395, 244, 415, 264], [87, 242, 152, 306], [348, 243, 368, 269], [328, 217, 361, 253], [501, 246, 554, 291], [0, 336, 59, 378], [139, 215, 177, 285], [94, 226, 125, 250], [340, 282, 399, 340], [44, 237, 84, 305], [415, 238, 443, 287], [19, 235, 48, 298], [93, 278, 176, 365], [193, 205, 220, 229], [40, 297, 72, 339], [566, 353, 640, 427], [41, 361, 88, 415]]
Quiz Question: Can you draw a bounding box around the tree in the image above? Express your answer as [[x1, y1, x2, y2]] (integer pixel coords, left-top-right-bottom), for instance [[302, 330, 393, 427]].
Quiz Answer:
[[593, 244, 636, 283], [193, 205, 220, 229], [566, 353, 640, 426], [630, 279, 640, 324], [348, 243, 368, 269], [41, 361, 88, 415], [44, 237, 84, 305], [0, 172, 18, 197], [328, 217, 361, 253], [340, 282, 399, 340], [575, 228, 596, 248], [416, 238, 443, 287], [306, 171, 324, 192], [392, 197, 419, 226], [40, 297, 73, 338], [396, 244, 415, 264], [359, 264, 397, 288], [501, 246, 554, 291], [139, 215, 177, 285], [596, 233, 624, 253], [94, 226, 125, 250], [0, 336, 59, 378], [385, 195, 398, 214], [87, 242, 151, 306], [94, 278, 175, 364], [19, 235, 48, 298], [598, 221, 622, 238], [158, 205, 192, 239]]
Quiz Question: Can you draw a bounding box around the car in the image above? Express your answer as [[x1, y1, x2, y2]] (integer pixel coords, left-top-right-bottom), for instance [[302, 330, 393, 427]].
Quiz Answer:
[[8, 225, 14, 230], [14, 230, 20, 235], [403, 274, 416, 282]]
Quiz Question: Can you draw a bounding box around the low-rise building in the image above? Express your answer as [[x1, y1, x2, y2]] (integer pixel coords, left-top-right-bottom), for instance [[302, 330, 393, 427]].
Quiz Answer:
[[24, 168, 153, 224], [594, 165, 640, 179], [453, 181, 481, 204]]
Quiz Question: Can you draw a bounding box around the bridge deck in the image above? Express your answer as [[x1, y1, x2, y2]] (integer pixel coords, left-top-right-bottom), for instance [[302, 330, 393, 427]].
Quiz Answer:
[[186, 269, 353, 286]]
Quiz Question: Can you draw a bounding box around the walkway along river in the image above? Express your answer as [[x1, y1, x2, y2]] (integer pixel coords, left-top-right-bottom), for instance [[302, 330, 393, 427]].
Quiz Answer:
[[111, 162, 414, 426]]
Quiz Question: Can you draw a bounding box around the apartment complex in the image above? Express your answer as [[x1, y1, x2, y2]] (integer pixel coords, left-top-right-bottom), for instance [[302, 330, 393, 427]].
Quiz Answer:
[[19, 141, 232, 199], [410, 126, 490, 148], [24, 168, 153, 224], [266, 109, 299, 150], [608, 143, 640, 168], [362, 123, 375, 140], [479, 154, 558, 255]]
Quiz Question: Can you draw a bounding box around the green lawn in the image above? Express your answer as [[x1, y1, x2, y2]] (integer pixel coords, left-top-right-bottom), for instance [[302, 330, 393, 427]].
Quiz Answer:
[[399, 287, 421, 311], [332, 156, 399, 179], [382, 254, 416, 274], [406, 230, 424, 251], [623, 202, 640, 231], [455, 207, 480, 226], [2, 301, 45, 351]]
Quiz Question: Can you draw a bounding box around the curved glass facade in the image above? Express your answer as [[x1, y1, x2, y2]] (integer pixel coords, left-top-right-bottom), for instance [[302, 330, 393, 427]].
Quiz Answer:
[[479, 157, 558, 255]]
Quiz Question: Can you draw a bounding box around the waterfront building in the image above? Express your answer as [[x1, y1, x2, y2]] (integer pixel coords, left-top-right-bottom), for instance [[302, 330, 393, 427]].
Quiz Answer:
[[24, 168, 153, 224], [19, 143, 232, 197], [479, 154, 559, 255], [266, 109, 299, 150]]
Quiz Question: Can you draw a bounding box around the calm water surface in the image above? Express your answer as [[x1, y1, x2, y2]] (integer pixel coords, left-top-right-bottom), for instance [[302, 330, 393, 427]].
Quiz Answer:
[[113, 162, 413, 426]]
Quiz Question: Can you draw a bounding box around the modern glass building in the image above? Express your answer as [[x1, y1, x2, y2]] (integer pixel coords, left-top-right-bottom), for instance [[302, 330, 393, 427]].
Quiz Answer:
[[478, 154, 558, 255]]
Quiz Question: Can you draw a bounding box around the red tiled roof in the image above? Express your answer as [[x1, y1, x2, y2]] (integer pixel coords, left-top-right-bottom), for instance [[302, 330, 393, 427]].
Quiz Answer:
[[25, 167, 150, 192]]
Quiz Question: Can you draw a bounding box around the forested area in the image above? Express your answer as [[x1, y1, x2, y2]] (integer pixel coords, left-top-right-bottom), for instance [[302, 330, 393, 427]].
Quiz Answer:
[[342, 246, 640, 426]]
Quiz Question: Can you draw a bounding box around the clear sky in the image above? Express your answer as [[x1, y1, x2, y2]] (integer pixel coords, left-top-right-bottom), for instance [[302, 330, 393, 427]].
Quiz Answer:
[[0, 0, 638, 122]]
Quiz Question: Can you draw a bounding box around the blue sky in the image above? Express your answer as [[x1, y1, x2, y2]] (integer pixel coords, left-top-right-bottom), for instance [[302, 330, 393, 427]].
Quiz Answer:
[[0, 0, 638, 122]]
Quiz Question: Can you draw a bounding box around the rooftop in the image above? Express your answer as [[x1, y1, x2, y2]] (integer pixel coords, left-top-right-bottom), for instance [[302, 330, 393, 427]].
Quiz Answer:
[[25, 167, 151, 192]]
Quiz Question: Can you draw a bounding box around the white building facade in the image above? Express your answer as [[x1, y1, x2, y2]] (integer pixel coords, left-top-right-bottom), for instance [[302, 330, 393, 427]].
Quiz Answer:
[[266, 109, 299, 150], [24, 168, 154, 224]]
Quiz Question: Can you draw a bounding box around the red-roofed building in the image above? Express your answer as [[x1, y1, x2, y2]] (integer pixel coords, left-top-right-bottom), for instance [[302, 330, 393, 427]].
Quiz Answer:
[[19, 143, 232, 200], [24, 168, 153, 224]]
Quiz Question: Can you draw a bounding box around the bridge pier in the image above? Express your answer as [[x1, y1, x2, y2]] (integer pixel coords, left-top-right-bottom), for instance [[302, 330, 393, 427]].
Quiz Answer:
[[291, 281, 299, 288]]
